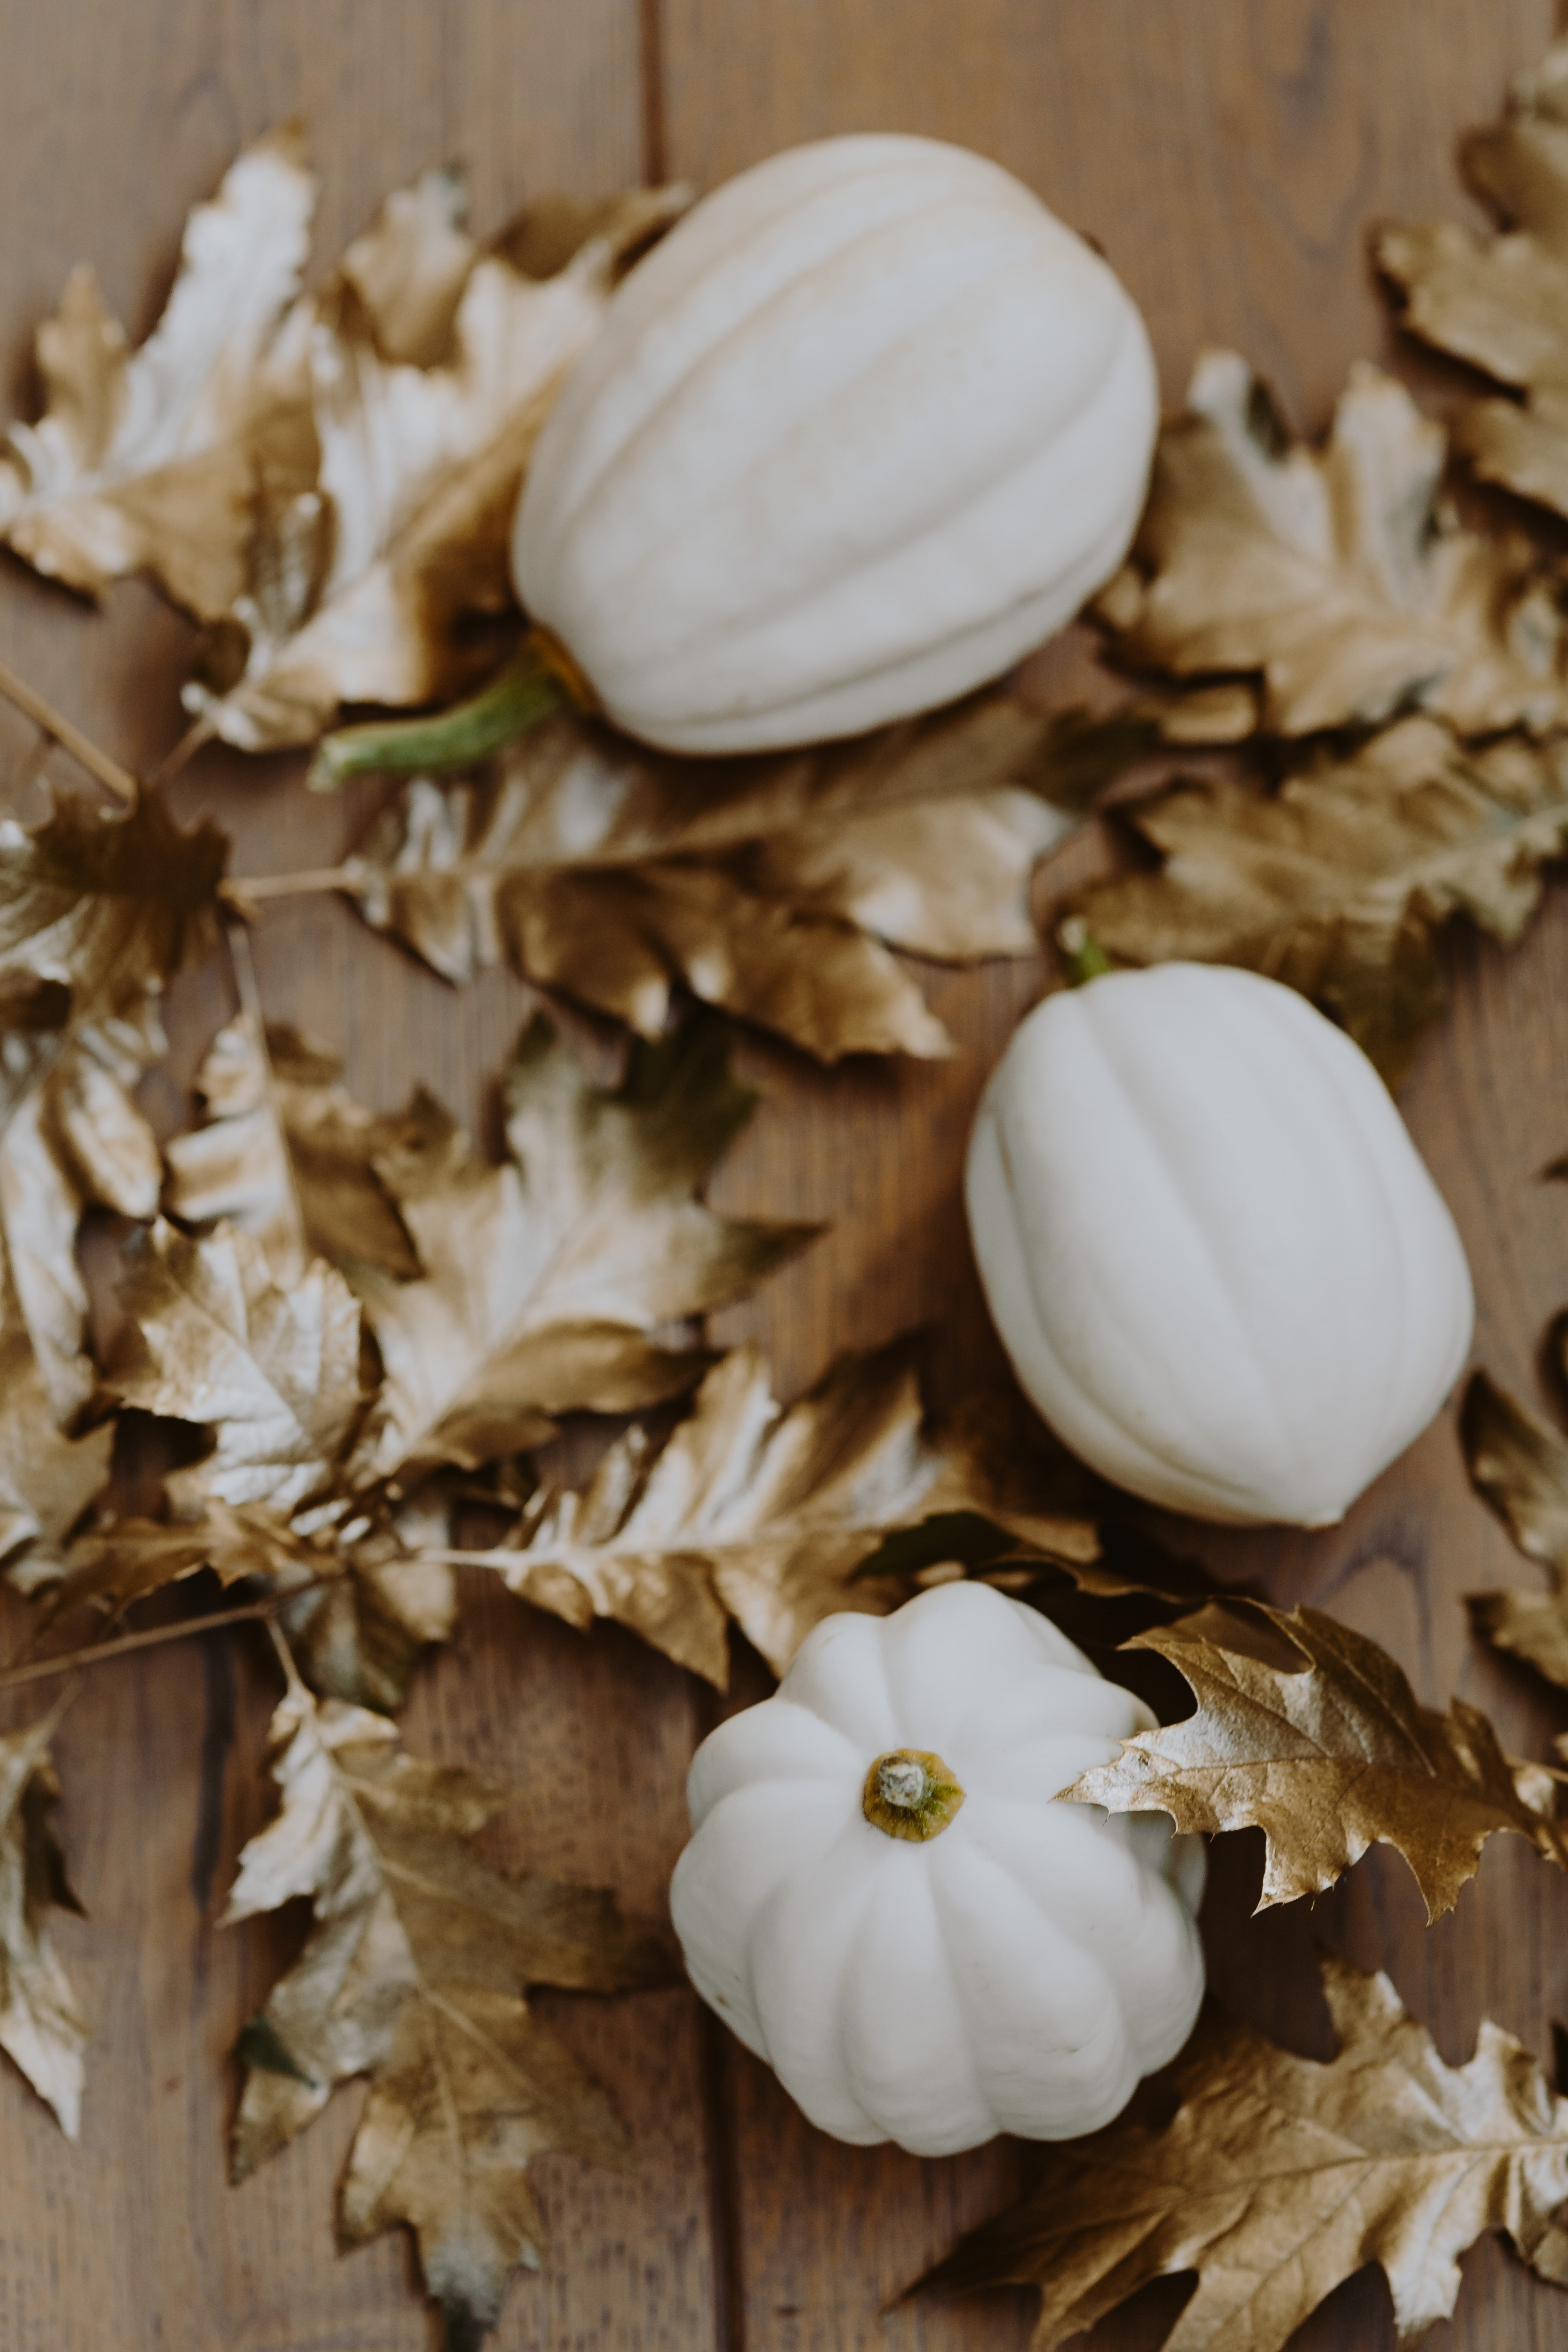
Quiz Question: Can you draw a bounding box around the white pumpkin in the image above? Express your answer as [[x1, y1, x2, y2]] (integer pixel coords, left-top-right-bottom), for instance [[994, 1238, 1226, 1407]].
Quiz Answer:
[[670, 1580, 1205, 2156], [514, 135, 1158, 753], [965, 963, 1475, 1527]]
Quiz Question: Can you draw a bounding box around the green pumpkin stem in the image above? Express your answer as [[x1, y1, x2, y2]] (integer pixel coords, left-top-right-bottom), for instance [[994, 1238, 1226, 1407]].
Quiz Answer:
[[862, 1748, 965, 1842], [305, 637, 568, 791], [1057, 915, 1115, 986]]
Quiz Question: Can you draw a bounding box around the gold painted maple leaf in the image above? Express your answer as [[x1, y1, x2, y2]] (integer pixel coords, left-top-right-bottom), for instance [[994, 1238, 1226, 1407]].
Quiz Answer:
[[0, 129, 316, 618], [1380, 40, 1568, 522], [1062, 1598, 1565, 1919], [0, 784, 224, 1556], [1074, 714, 1568, 1083], [1461, 1365, 1568, 1696], [224, 1676, 672, 2348], [0, 1704, 87, 2138], [326, 692, 1135, 1060], [182, 178, 684, 751], [440, 1338, 1111, 1683], [918, 1953, 1568, 2352], [1096, 349, 1568, 736]]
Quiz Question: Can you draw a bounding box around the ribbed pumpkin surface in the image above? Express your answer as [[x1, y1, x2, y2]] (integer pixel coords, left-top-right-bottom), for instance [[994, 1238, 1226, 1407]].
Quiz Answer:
[[514, 135, 1158, 753], [966, 964, 1476, 1525]]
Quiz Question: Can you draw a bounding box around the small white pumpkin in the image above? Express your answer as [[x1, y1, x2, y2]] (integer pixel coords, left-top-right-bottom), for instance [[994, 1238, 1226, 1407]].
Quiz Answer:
[[670, 1580, 1205, 2156], [514, 135, 1158, 753], [966, 962, 1475, 1527]]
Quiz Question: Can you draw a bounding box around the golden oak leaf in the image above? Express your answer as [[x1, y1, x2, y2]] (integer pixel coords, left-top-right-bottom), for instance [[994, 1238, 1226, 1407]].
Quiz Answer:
[[1061, 1599, 1565, 1920], [0, 129, 315, 618], [0, 784, 225, 1415], [1461, 1367, 1568, 1694], [272, 1495, 459, 1715], [108, 1219, 364, 1520], [348, 1015, 815, 1487], [338, 695, 1141, 1060], [0, 1705, 88, 2138], [164, 1011, 420, 1281], [1075, 715, 1568, 1082], [0, 784, 226, 1012], [224, 1680, 671, 2345], [918, 1952, 1568, 2352], [1096, 349, 1568, 735], [448, 1340, 1137, 1685], [46, 1498, 329, 1616], [1379, 42, 1568, 521], [50, 1491, 453, 1716], [184, 187, 685, 753], [0, 1344, 113, 1599]]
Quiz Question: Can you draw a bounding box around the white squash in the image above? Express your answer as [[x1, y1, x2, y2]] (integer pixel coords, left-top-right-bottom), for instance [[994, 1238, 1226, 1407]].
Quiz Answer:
[[514, 135, 1158, 753], [965, 963, 1475, 1527], [670, 1580, 1205, 2156]]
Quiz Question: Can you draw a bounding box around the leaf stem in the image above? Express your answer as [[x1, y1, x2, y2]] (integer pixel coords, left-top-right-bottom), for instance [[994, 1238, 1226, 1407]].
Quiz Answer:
[[150, 710, 216, 790], [306, 644, 564, 792], [222, 863, 367, 908], [0, 1580, 341, 1697], [1056, 915, 1115, 986], [0, 659, 137, 805]]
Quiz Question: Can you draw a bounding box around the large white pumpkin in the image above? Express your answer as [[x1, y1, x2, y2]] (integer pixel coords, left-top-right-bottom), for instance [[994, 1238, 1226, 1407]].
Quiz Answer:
[[965, 963, 1475, 1526], [514, 135, 1158, 753], [670, 1580, 1205, 2156]]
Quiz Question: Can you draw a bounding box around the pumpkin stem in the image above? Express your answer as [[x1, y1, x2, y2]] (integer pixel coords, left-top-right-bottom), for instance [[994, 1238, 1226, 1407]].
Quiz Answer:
[[863, 1748, 965, 1842], [1057, 915, 1115, 986], [305, 641, 566, 790]]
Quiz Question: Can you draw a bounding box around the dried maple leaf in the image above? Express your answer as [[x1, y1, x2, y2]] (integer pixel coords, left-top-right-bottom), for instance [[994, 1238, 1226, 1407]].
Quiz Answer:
[[0, 1299, 114, 1595], [0, 1703, 88, 2138], [0, 129, 315, 619], [1096, 349, 1568, 735], [134, 1010, 805, 1701], [918, 1951, 1568, 2352], [1379, 42, 1568, 521], [183, 186, 685, 753], [347, 1014, 815, 1487], [1062, 1598, 1565, 1920], [1461, 1367, 1568, 1694], [44, 1498, 328, 1616], [444, 1339, 1171, 1685], [0, 784, 225, 1415], [46, 1489, 453, 1717], [335, 694, 1138, 1060], [225, 1672, 671, 2346], [1075, 715, 1568, 1082], [107, 1218, 364, 1520], [164, 1011, 420, 1281]]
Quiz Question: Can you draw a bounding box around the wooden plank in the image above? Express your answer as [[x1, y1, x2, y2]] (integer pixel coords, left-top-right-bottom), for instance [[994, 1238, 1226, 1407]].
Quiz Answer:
[[6, 3, 1568, 2350], [0, 8, 725, 2351], [668, 4, 1568, 2348]]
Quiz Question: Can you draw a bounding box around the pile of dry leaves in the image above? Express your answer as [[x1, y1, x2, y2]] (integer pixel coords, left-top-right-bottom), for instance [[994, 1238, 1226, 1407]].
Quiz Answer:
[[9, 40, 1568, 2352]]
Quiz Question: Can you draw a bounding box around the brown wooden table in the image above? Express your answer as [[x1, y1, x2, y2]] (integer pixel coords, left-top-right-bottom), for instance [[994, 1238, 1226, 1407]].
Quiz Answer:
[[1, 3, 1565, 2346]]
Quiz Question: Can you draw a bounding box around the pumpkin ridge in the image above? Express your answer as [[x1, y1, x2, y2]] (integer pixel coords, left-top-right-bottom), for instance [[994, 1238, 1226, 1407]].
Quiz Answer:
[[844, 1833, 992, 2149], [977, 1106, 1268, 1521], [555, 223, 1063, 668], [1258, 982, 1451, 1479], [541, 184, 1017, 563], [1078, 976, 1304, 1473]]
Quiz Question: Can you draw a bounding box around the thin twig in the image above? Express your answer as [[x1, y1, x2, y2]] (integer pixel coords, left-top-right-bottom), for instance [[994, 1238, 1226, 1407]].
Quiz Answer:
[[224, 916, 311, 1261], [149, 710, 214, 790], [0, 1577, 341, 1697], [221, 862, 367, 907], [267, 1617, 306, 1697], [0, 658, 138, 804], [9, 729, 55, 801]]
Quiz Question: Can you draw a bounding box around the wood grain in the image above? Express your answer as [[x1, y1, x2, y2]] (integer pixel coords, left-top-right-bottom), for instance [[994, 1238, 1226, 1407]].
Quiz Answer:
[[4, 3, 1568, 2349]]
